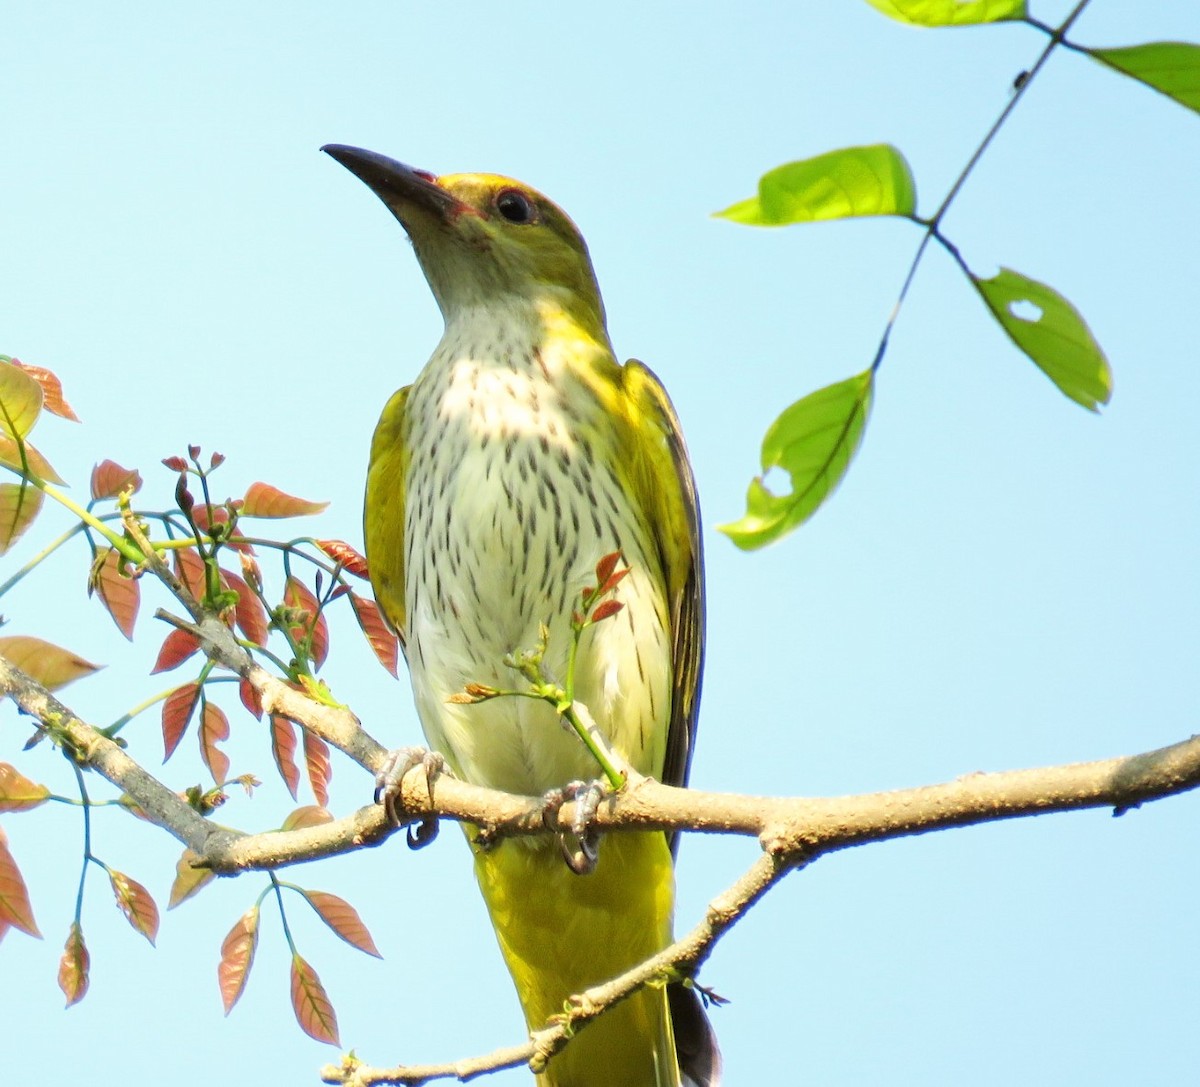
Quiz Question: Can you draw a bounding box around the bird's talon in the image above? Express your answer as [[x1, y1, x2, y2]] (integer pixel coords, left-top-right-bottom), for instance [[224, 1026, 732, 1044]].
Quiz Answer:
[[407, 816, 439, 850], [374, 746, 447, 827], [542, 779, 605, 874]]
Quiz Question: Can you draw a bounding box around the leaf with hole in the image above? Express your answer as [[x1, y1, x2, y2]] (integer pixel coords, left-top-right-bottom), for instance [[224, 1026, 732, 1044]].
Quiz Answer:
[[720, 370, 873, 550], [972, 267, 1112, 411]]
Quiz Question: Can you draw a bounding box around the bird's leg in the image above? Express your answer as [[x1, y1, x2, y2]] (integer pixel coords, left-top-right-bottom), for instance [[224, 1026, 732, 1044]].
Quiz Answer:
[[373, 746, 447, 849], [541, 779, 605, 874]]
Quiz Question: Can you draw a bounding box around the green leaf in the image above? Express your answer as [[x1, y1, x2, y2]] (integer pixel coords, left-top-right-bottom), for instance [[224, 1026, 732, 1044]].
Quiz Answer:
[[1087, 42, 1200, 116], [972, 267, 1112, 411], [715, 145, 916, 226], [720, 370, 873, 550], [862, 0, 1025, 26], [0, 360, 43, 442]]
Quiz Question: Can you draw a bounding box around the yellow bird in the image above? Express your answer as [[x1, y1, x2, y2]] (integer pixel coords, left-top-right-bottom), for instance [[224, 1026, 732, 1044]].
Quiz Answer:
[[324, 144, 717, 1087]]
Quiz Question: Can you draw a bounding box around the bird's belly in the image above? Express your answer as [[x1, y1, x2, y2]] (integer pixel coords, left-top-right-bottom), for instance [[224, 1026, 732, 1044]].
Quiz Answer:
[[405, 419, 672, 798]]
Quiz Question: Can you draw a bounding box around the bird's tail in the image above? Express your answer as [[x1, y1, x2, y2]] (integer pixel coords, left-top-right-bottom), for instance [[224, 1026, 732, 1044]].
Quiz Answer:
[[473, 829, 719, 1086]]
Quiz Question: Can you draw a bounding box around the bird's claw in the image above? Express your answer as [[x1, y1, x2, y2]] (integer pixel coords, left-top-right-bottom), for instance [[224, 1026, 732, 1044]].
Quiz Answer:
[[542, 779, 605, 874], [374, 746, 447, 849]]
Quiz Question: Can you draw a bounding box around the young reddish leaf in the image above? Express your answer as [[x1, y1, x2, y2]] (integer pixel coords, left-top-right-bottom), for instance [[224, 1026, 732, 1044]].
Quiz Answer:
[[169, 849, 215, 908], [594, 551, 621, 588], [218, 906, 259, 1014], [173, 546, 208, 600], [59, 922, 90, 1006], [271, 715, 301, 799], [349, 592, 399, 677], [0, 481, 43, 555], [150, 628, 201, 674], [0, 763, 50, 812], [92, 548, 140, 640], [285, 576, 329, 669], [590, 599, 624, 623], [190, 501, 224, 535], [0, 635, 102, 691], [199, 700, 231, 784], [162, 681, 201, 761], [302, 890, 382, 958], [161, 455, 188, 473], [280, 805, 334, 831], [9, 360, 78, 422], [0, 434, 65, 484], [290, 952, 340, 1046], [221, 567, 269, 646], [315, 539, 369, 579], [90, 459, 142, 500], [303, 730, 331, 807], [0, 827, 40, 937], [599, 567, 630, 596], [109, 869, 159, 944], [239, 675, 263, 721], [241, 482, 329, 519], [0, 358, 44, 440]]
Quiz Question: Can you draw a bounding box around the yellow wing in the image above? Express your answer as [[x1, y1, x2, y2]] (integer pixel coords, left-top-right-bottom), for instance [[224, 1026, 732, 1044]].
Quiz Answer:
[[619, 359, 705, 802], [364, 384, 411, 652]]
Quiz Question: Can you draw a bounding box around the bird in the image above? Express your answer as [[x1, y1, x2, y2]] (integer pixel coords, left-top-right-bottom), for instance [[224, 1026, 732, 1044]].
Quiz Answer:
[[323, 144, 717, 1087]]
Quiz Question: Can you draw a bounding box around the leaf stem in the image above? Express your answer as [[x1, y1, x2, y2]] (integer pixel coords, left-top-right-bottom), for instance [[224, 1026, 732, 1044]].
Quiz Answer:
[[873, 0, 1094, 372]]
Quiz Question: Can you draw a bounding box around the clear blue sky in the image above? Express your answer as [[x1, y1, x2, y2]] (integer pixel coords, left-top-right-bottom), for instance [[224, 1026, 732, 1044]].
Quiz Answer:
[[3, 2, 1199, 1084]]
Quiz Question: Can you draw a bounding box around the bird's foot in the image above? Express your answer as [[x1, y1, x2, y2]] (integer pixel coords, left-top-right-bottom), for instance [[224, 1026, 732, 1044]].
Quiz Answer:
[[374, 746, 447, 849], [541, 779, 605, 874]]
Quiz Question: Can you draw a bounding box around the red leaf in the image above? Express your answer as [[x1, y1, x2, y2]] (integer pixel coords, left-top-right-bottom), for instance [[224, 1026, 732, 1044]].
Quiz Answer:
[[0, 635, 102, 691], [199, 699, 231, 784], [271, 715, 301, 800], [241, 482, 329, 519], [284, 577, 329, 669], [599, 567, 630, 596], [191, 502, 225, 536], [90, 458, 142, 500], [0, 826, 40, 936], [0, 762, 50, 812], [218, 906, 259, 1014], [150, 628, 201, 674], [0, 481, 43, 555], [594, 551, 621, 587], [349, 592, 399, 677], [221, 567, 268, 646], [280, 805, 334, 831], [9, 360, 78, 422], [168, 848, 215, 908], [92, 548, 140, 640], [315, 539, 369, 579], [590, 599, 624, 623], [290, 952, 340, 1045], [58, 922, 90, 1006], [109, 869, 160, 944], [303, 890, 382, 958], [239, 675, 263, 721], [303, 730, 331, 807], [173, 546, 208, 600], [161, 455, 188, 472], [162, 681, 201, 761]]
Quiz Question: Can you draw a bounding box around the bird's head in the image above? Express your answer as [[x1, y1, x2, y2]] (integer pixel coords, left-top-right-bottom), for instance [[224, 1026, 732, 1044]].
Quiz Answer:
[[323, 144, 607, 338]]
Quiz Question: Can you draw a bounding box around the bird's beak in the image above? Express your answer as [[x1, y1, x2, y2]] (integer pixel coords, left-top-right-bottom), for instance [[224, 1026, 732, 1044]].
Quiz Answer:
[[321, 144, 461, 223]]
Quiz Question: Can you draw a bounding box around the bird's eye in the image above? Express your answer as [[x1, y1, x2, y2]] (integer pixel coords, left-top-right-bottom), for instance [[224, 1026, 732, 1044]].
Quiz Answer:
[[495, 189, 536, 224]]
